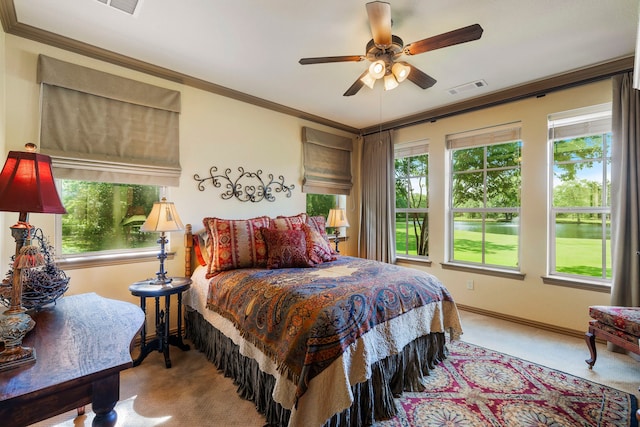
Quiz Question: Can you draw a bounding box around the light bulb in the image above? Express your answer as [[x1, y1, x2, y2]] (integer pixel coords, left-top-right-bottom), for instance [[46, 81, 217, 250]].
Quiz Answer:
[[368, 60, 386, 79]]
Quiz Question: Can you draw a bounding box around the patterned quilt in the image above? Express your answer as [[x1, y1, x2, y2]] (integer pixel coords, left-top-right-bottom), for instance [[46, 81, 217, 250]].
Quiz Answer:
[[206, 255, 456, 403]]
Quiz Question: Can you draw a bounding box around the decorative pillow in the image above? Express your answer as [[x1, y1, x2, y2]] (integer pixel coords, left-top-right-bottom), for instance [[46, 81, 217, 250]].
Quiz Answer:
[[203, 216, 270, 276], [302, 223, 336, 264], [271, 213, 308, 231], [306, 215, 336, 254], [261, 228, 314, 269], [193, 230, 210, 266]]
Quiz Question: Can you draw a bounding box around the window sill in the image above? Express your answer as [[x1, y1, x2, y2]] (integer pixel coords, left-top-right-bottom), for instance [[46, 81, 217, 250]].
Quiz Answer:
[[440, 262, 526, 280], [396, 256, 432, 267], [541, 275, 611, 293], [57, 250, 174, 270]]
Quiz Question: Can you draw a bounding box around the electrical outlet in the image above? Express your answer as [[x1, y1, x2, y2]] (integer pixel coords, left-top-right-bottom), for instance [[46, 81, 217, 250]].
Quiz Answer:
[[466, 280, 474, 290]]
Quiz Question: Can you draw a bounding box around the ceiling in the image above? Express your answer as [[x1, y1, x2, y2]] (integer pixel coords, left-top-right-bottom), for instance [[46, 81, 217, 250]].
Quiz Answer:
[[3, 0, 638, 134]]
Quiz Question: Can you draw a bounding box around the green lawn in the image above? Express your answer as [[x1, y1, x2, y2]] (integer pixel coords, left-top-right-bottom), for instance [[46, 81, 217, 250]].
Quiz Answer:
[[397, 222, 610, 278]]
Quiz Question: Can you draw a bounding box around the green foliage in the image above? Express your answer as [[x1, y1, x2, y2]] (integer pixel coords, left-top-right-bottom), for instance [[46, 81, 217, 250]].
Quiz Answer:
[[306, 194, 336, 218], [60, 181, 159, 254], [395, 154, 429, 256], [553, 136, 605, 181]]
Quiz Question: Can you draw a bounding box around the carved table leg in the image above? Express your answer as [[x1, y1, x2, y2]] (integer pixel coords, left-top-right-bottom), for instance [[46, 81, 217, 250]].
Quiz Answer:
[[585, 331, 597, 369], [91, 374, 119, 427]]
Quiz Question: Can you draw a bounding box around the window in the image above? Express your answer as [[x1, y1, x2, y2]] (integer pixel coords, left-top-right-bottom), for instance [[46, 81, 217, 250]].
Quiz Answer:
[[306, 194, 337, 218], [37, 55, 182, 260], [395, 140, 429, 259], [59, 180, 161, 255], [548, 104, 612, 281], [448, 124, 522, 270]]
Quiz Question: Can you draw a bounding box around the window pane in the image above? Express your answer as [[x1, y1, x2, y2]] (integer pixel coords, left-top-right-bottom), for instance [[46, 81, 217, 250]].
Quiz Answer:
[[60, 180, 160, 254], [395, 150, 428, 259], [452, 146, 483, 171], [452, 212, 483, 264], [555, 213, 610, 279], [484, 213, 519, 268], [452, 171, 484, 208], [487, 142, 521, 168], [553, 135, 604, 162], [305, 194, 336, 217], [486, 169, 520, 208]]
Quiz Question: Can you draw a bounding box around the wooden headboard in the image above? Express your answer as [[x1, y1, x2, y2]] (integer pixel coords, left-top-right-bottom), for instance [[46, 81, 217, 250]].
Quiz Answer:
[[184, 224, 195, 277]]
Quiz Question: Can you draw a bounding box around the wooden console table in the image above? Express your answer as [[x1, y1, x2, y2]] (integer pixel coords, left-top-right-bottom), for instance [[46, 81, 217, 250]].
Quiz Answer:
[[0, 293, 144, 427]]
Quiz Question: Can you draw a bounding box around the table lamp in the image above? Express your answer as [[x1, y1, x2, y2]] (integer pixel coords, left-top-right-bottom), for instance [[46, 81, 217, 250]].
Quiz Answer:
[[326, 208, 349, 253], [140, 197, 184, 285], [0, 143, 66, 370]]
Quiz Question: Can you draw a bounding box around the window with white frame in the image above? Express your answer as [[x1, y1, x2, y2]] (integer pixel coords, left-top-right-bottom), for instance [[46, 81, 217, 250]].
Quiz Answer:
[[447, 123, 522, 270], [395, 140, 429, 259], [548, 104, 612, 281]]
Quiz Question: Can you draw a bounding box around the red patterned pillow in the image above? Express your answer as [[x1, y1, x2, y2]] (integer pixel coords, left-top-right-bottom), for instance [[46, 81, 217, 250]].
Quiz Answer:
[[203, 216, 270, 277], [302, 223, 336, 264], [271, 213, 308, 230], [261, 228, 314, 269], [306, 215, 336, 254]]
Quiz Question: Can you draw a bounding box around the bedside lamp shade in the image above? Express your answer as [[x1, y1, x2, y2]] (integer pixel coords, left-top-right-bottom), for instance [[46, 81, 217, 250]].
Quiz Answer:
[[141, 197, 184, 284], [140, 198, 184, 233], [326, 208, 349, 253], [0, 146, 66, 215]]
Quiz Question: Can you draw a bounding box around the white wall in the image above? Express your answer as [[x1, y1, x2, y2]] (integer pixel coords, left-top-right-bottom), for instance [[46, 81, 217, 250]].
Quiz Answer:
[[0, 35, 358, 308], [394, 79, 613, 333]]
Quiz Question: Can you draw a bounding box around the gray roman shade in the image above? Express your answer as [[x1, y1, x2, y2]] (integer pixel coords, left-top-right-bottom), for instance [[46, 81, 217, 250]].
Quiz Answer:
[[37, 55, 182, 186], [446, 122, 522, 150], [302, 127, 353, 195]]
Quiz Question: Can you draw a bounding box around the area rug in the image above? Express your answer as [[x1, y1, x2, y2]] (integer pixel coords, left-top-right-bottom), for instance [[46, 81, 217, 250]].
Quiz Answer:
[[377, 340, 638, 427]]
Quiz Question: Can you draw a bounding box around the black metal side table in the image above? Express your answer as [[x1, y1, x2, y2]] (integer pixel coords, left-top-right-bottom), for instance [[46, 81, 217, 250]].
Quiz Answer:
[[129, 277, 191, 368]]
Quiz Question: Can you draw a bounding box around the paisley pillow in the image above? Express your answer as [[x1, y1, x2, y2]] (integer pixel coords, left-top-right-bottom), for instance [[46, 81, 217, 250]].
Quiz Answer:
[[261, 228, 314, 269]]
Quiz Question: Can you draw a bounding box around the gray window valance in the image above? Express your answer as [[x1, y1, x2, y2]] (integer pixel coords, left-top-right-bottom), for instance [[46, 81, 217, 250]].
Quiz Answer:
[[302, 127, 353, 195], [37, 55, 182, 186]]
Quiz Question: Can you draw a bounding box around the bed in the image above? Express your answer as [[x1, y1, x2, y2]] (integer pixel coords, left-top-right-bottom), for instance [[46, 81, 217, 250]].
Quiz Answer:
[[182, 214, 463, 427]]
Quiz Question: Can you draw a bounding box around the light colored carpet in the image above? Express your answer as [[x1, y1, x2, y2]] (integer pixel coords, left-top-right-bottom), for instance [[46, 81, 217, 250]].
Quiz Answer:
[[29, 310, 640, 426]]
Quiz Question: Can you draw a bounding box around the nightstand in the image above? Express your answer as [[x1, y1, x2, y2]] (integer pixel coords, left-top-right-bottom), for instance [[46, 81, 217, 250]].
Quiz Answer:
[[129, 277, 191, 368]]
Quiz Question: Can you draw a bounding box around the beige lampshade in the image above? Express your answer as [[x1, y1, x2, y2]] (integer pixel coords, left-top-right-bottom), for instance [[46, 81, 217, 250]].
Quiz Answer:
[[384, 74, 399, 91], [360, 72, 377, 89], [368, 60, 386, 79], [140, 197, 184, 232], [326, 208, 349, 229], [392, 62, 411, 83]]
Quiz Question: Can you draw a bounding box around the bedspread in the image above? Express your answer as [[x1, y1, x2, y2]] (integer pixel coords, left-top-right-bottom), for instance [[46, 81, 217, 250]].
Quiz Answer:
[[206, 255, 459, 403]]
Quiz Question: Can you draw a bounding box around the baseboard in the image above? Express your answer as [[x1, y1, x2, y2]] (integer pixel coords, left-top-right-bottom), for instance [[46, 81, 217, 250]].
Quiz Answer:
[[456, 304, 593, 341]]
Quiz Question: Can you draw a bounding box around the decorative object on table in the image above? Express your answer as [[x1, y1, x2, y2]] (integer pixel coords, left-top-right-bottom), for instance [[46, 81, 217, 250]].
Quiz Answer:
[[194, 166, 294, 202], [326, 208, 350, 253], [0, 143, 66, 370], [140, 197, 184, 285], [1, 228, 70, 311]]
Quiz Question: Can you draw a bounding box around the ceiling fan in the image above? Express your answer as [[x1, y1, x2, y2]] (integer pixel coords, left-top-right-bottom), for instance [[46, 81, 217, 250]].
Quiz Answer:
[[299, 1, 483, 96]]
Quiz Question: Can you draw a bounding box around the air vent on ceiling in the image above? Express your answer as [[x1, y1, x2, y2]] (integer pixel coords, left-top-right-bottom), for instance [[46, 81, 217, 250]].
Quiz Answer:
[[447, 79, 488, 95], [96, 0, 140, 15]]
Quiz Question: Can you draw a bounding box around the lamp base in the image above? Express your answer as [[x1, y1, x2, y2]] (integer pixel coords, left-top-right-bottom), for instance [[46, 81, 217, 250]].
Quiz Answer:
[[0, 309, 36, 371]]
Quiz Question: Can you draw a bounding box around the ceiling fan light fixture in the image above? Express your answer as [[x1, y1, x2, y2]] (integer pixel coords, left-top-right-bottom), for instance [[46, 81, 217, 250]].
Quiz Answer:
[[369, 60, 386, 79], [360, 72, 376, 89], [392, 62, 410, 83], [384, 74, 399, 91]]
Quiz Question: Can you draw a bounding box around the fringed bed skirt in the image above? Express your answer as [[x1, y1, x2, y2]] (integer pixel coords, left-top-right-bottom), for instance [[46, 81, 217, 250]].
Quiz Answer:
[[185, 308, 447, 427]]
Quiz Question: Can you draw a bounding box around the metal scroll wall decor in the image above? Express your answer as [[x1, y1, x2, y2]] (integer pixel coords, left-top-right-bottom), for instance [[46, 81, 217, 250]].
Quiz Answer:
[[194, 166, 294, 203]]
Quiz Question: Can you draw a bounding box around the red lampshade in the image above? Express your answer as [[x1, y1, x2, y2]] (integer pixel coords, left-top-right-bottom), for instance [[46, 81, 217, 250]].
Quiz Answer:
[[0, 148, 66, 214]]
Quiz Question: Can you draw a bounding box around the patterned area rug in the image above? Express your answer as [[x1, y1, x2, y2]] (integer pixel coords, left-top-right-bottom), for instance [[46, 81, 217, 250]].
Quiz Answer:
[[378, 340, 638, 427]]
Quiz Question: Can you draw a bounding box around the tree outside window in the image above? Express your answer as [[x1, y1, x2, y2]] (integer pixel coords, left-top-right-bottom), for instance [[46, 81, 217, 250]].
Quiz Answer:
[[59, 180, 160, 255], [450, 140, 522, 269], [395, 146, 429, 259], [549, 107, 612, 281]]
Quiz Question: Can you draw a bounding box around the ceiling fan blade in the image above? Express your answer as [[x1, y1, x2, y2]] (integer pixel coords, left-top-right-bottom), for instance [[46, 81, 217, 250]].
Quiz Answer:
[[299, 55, 364, 65], [406, 64, 437, 89], [404, 24, 483, 56], [366, 1, 392, 48], [343, 70, 369, 96]]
